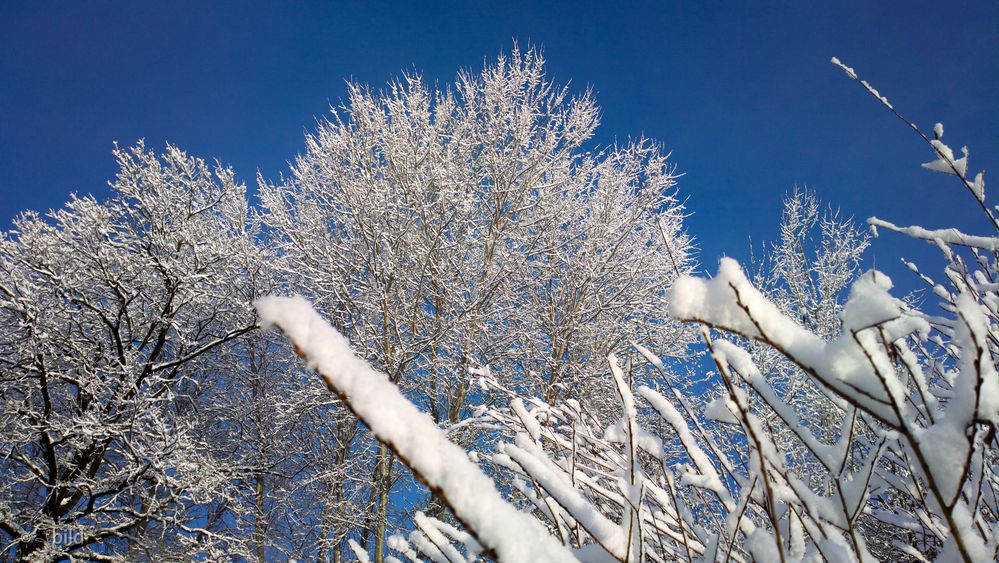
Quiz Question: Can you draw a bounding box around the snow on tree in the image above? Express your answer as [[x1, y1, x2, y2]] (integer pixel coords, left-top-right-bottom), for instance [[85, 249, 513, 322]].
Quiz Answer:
[[255, 295, 578, 563], [204, 304, 375, 562], [746, 188, 872, 490], [0, 143, 260, 559], [0, 143, 368, 562], [258, 45, 693, 560]]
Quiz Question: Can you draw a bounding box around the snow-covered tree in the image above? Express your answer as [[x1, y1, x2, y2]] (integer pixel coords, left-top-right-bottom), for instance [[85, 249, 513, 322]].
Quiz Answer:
[[201, 307, 375, 562], [259, 46, 693, 560], [755, 188, 870, 342], [507, 140, 692, 408], [747, 188, 871, 488], [0, 143, 259, 560]]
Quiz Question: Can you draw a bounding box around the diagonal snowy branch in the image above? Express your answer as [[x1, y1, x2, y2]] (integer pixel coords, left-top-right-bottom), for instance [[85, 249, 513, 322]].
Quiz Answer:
[[255, 295, 578, 563]]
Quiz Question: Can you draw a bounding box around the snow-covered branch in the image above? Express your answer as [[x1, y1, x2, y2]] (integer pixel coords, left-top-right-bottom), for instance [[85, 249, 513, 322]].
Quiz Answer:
[[256, 295, 578, 562]]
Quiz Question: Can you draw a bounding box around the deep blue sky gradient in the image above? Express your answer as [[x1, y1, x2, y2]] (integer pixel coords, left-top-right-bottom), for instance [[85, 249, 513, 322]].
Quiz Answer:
[[2, 1, 997, 280]]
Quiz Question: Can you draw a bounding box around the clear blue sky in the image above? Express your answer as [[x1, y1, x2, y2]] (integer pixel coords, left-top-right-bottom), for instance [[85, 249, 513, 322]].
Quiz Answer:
[[2, 1, 996, 277]]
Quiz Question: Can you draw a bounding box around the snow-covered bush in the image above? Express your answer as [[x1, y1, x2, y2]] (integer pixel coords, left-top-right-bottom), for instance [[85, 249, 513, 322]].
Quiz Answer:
[[260, 58, 997, 562]]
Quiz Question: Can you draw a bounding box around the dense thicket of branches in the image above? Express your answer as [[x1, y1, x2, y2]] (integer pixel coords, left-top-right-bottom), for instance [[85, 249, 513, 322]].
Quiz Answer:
[[1, 49, 995, 563]]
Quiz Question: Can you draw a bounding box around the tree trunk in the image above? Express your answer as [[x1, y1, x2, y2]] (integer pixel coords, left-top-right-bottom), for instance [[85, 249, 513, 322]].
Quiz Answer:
[[255, 474, 266, 563], [372, 442, 394, 563]]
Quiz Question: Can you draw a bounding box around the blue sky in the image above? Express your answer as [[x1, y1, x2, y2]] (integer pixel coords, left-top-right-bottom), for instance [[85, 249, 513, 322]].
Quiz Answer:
[[2, 1, 996, 279]]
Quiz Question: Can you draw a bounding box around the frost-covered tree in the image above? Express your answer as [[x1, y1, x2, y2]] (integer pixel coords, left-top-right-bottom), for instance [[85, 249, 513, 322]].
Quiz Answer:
[[259, 46, 693, 560], [748, 188, 871, 488], [0, 143, 259, 560], [204, 328, 373, 563], [507, 141, 692, 408], [753, 187, 870, 342]]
